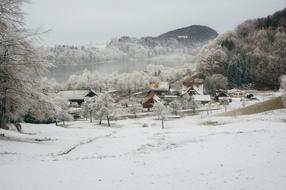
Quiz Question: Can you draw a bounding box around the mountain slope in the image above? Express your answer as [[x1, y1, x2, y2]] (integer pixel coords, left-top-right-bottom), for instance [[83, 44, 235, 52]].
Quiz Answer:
[[199, 7, 286, 89], [43, 25, 218, 81], [158, 25, 218, 42]]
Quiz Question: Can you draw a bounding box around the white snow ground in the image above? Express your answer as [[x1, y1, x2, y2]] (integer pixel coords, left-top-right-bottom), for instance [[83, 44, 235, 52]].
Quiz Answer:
[[1, 108, 286, 190]]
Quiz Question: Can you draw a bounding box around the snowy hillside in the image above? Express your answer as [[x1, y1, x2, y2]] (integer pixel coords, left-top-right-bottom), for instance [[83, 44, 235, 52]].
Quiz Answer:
[[1, 1, 286, 190], [1, 109, 286, 190]]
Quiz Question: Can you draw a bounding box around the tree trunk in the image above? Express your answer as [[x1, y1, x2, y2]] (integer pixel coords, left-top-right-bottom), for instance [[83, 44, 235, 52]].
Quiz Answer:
[[107, 116, 110, 127], [89, 110, 93, 123], [0, 89, 7, 129], [14, 123, 22, 133], [161, 119, 164, 129]]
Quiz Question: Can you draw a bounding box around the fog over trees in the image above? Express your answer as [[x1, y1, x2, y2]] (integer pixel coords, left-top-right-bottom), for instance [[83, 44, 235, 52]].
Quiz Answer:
[[39, 26, 216, 82], [62, 64, 190, 94]]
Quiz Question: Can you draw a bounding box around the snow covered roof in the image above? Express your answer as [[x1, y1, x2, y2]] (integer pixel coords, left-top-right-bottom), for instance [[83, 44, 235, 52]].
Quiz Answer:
[[150, 81, 169, 91], [57, 89, 96, 100], [68, 107, 82, 114], [181, 87, 200, 96], [162, 95, 178, 99], [193, 95, 211, 102], [228, 89, 244, 93], [143, 91, 160, 104]]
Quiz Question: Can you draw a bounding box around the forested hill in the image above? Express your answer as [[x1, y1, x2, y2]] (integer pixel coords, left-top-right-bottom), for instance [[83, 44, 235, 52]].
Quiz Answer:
[[199, 8, 286, 89], [158, 25, 218, 42], [41, 25, 218, 66], [41, 25, 218, 81], [108, 25, 218, 53]]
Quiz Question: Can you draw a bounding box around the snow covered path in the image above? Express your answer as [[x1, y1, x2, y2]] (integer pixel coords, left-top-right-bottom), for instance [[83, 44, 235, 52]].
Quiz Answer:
[[1, 109, 286, 190]]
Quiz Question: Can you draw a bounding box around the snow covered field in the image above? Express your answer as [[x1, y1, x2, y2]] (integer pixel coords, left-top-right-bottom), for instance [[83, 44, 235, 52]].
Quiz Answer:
[[1, 108, 286, 190]]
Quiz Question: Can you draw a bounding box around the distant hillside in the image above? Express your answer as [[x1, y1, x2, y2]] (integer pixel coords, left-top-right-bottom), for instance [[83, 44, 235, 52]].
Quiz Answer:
[[199, 7, 286, 90], [42, 25, 218, 81], [111, 25, 218, 49], [158, 25, 218, 43], [256, 8, 286, 29]]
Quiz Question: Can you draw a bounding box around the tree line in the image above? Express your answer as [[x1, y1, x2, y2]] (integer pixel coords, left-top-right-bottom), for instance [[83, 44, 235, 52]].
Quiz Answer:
[[198, 8, 286, 90]]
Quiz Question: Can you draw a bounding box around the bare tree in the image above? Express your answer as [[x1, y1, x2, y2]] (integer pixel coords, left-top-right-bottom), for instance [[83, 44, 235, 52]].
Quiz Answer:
[[154, 102, 169, 129], [0, 0, 47, 129], [220, 98, 230, 112], [92, 93, 116, 127], [169, 100, 181, 115], [128, 102, 142, 118]]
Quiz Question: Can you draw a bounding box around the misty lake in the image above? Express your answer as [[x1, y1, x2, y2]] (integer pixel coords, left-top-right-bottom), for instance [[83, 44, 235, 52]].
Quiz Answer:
[[46, 61, 185, 82]]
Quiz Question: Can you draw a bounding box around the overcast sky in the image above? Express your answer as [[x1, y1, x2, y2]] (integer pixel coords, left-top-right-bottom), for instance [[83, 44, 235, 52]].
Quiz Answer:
[[23, 0, 286, 46]]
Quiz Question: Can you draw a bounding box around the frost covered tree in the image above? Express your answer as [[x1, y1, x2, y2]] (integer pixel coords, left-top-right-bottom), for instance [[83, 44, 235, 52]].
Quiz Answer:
[[0, 0, 48, 129], [181, 94, 192, 110], [220, 98, 230, 112], [189, 96, 198, 113], [83, 97, 97, 123], [39, 77, 61, 93], [198, 8, 286, 89], [23, 93, 72, 125], [154, 102, 169, 129], [93, 93, 116, 127], [128, 101, 142, 118], [169, 100, 181, 115], [280, 75, 286, 107], [53, 96, 73, 126], [204, 74, 228, 95]]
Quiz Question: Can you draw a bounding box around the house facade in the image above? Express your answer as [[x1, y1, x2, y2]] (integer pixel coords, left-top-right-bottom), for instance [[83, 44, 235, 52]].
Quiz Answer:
[[57, 89, 97, 119], [57, 89, 97, 107], [182, 78, 204, 95], [149, 81, 170, 96], [142, 91, 160, 109]]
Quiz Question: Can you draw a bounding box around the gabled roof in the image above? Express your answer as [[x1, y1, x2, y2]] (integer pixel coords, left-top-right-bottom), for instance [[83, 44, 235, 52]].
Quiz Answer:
[[182, 87, 200, 96], [215, 89, 229, 97], [57, 89, 97, 101], [143, 91, 160, 104], [85, 89, 97, 97]]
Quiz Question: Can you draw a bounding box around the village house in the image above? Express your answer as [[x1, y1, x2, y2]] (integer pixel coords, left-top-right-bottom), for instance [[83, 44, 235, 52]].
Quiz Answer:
[[57, 89, 97, 118], [214, 89, 232, 102], [141, 81, 174, 108], [57, 89, 97, 107], [182, 77, 204, 95], [149, 81, 170, 96], [181, 73, 211, 104], [142, 91, 160, 110], [228, 89, 245, 97]]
